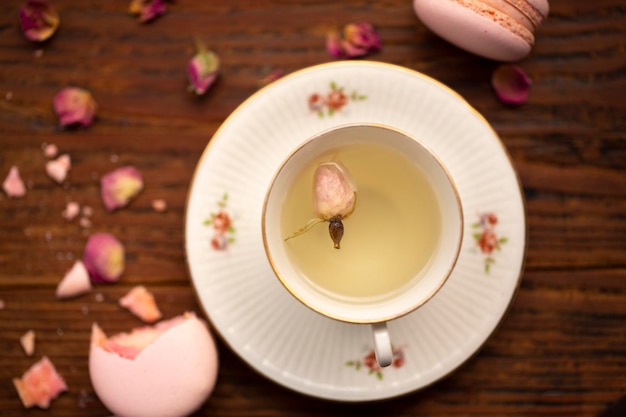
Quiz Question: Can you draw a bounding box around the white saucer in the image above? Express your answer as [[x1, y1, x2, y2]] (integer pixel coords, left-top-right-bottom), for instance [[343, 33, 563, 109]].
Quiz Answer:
[[185, 61, 526, 402]]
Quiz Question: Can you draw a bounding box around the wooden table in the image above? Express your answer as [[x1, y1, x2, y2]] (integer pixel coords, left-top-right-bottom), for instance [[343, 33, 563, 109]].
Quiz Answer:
[[1, 1, 624, 416]]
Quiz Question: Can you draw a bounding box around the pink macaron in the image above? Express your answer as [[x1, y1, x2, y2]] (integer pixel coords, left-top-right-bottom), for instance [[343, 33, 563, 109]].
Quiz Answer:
[[413, 0, 549, 62]]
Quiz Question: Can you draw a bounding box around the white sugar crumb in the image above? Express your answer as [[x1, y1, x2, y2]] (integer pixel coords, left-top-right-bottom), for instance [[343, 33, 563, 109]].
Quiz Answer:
[[82, 205, 93, 217], [152, 198, 168, 212], [43, 143, 58, 158], [62, 201, 80, 221], [79, 217, 92, 229]]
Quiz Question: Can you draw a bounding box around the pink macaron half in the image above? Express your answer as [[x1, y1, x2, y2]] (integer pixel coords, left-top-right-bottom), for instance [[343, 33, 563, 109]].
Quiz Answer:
[[414, 0, 549, 62]]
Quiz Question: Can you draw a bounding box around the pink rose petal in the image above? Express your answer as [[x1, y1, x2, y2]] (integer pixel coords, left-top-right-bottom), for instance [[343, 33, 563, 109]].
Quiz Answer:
[[326, 22, 381, 59], [326, 29, 344, 58], [53, 87, 97, 127], [119, 285, 162, 323], [13, 356, 67, 409], [20, 330, 36, 356], [100, 166, 143, 211], [83, 233, 125, 284], [56, 260, 92, 299], [19, 0, 60, 42], [129, 0, 167, 23], [3, 166, 27, 198], [344, 22, 381, 53], [45, 154, 70, 183], [492, 64, 533, 105]]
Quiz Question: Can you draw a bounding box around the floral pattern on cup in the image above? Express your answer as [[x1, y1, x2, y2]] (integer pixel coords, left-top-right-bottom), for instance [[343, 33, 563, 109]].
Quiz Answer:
[[308, 81, 366, 118], [345, 345, 406, 380], [203, 192, 236, 251], [472, 212, 508, 273]]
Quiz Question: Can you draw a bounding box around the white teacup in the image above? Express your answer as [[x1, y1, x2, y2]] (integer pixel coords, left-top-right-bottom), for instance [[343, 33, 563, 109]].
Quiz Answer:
[[262, 123, 463, 367]]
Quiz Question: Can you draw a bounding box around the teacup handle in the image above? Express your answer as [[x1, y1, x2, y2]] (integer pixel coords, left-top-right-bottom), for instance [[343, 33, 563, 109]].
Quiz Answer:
[[371, 322, 393, 367]]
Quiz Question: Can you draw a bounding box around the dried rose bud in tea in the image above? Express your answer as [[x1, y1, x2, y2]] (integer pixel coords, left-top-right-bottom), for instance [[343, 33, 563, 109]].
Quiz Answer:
[[286, 161, 357, 249], [19, 0, 60, 42]]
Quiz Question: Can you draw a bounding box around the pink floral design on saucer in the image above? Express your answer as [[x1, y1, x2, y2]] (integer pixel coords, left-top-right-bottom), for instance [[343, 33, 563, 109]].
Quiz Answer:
[[345, 345, 406, 380], [472, 212, 508, 273], [308, 81, 366, 117], [203, 192, 236, 250]]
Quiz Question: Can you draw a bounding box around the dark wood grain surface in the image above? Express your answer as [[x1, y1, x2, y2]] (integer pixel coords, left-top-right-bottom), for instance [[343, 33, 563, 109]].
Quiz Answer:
[[1, 1, 625, 416]]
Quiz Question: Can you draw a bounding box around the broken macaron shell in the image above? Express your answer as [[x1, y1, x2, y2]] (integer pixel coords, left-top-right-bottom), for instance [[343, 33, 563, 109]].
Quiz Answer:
[[13, 356, 67, 409], [89, 312, 219, 417], [2, 166, 27, 198], [119, 285, 162, 323]]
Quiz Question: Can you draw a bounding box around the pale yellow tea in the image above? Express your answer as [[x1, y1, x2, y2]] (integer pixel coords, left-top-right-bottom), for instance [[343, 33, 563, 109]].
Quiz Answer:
[[281, 141, 441, 302]]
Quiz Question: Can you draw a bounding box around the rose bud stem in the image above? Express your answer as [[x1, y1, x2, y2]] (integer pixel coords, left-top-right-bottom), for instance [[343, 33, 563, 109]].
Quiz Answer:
[[329, 218, 344, 249]]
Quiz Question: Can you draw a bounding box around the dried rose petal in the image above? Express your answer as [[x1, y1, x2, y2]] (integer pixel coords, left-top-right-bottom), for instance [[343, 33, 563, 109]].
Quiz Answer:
[[326, 29, 344, 58], [56, 260, 92, 299], [13, 356, 67, 409], [313, 162, 357, 220], [258, 69, 285, 87], [326, 22, 381, 59], [343, 22, 381, 56], [45, 154, 70, 183], [188, 43, 219, 95], [83, 233, 125, 284], [100, 166, 143, 211], [491, 64, 532, 105], [19, 0, 60, 42], [20, 330, 36, 356], [3, 166, 26, 198], [119, 285, 162, 323], [53, 87, 97, 127], [129, 0, 167, 23]]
